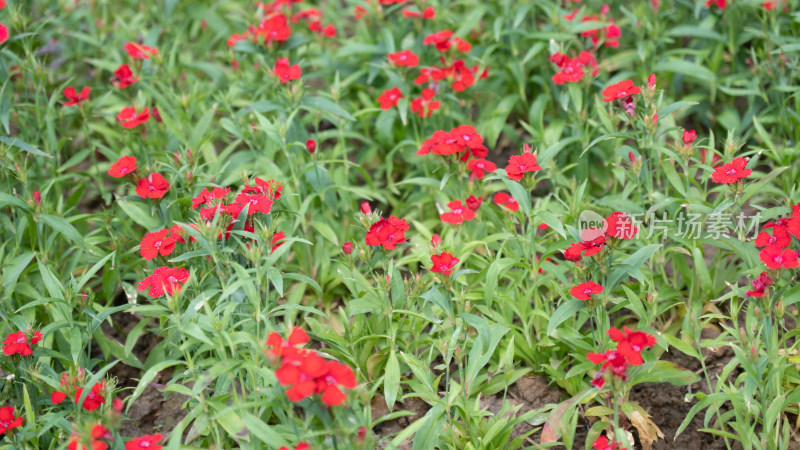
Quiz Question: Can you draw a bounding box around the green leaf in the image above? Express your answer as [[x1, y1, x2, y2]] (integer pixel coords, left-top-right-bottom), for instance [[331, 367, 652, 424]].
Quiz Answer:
[[116, 199, 160, 230], [300, 96, 355, 121], [484, 258, 516, 309], [76, 252, 116, 292], [629, 361, 701, 386], [547, 299, 585, 336], [384, 351, 401, 410], [40, 214, 86, 250], [128, 360, 184, 410], [501, 177, 531, 216], [0, 136, 52, 158]]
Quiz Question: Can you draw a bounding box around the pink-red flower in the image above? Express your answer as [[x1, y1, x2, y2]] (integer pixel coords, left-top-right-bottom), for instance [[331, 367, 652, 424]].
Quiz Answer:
[[593, 434, 623, 450], [75, 381, 106, 411], [3, 330, 43, 356], [410, 89, 440, 118], [63, 87, 91, 106], [378, 87, 403, 110], [587, 349, 628, 379], [136, 173, 170, 199], [430, 252, 459, 275], [759, 246, 799, 270], [746, 272, 773, 298], [0, 406, 22, 435], [138, 266, 190, 297], [755, 227, 791, 248], [711, 157, 751, 184], [126, 434, 163, 450], [441, 200, 475, 225], [117, 106, 150, 128], [505, 144, 541, 181], [601, 79, 641, 103], [493, 192, 519, 212], [112, 64, 139, 88], [570, 281, 604, 300], [605, 212, 638, 239], [108, 156, 138, 178], [273, 58, 302, 83], [140, 229, 179, 260], [388, 50, 419, 67], [682, 130, 697, 145], [267, 327, 310, 358], [365, 216, 409, 250], [608, 327, 656, 366], [124, 42, 158, 59]]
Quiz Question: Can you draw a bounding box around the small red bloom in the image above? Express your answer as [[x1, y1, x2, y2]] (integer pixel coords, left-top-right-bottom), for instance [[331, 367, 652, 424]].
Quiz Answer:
[[365, 216, 409, 250], [570, 281, 604, 300], [388, 50, 419, 67], [3, 330, 42, 356], [682, 129, 697, 145], [601, 79, 641, 103], [306, 139, 317, 154], [342, 241, 353, 255], [759, 246, 799, 270], [711, 157, 751, 184], [271, 231, 286, 253], [360, 202, 372, 215], [378, 87, 403, 110], [138, 266, 190, 297], [63, 87, 91, 106], [755, 226, 791, 248], [273, 58, 302, 83], [705, 0, 727, 9], [107, 156, 137, 178], [430, 252, 459, 275], [493, 192, 519, 212], [258, 13, 291, 43], [136, 173, 170, 199], [125, 434, 163, 450], [587, 349, 628, 379], [604, 212, 638, 239], [75, 381, 106, 411], [746, 272, 773, 298], [441, 200, 476, 224], [505, 144, 541, 181], [466, 158, 497, 180], [608, 327, 656, 366], [117, 106, 150, 128], [234, 192, 274, 215], [0, 406, 22, 435], [410, 89, 440, 118], [279, 444, 312, 450], [593, 434, 623, 450], [111, 64, 139, 88], [140, 229, 178, 260], [465, 195, 483, 211], [124, 42, 158, 59], [423, 6, 435, 19], [354, 5, 368, 19]]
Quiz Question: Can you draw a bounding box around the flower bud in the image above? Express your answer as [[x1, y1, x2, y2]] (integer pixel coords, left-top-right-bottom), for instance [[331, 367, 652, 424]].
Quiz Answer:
[[342, 241, 353, 255], [360, 202, 371, 215], [306, 139, 317, 154], [33, 190, 41, 206]]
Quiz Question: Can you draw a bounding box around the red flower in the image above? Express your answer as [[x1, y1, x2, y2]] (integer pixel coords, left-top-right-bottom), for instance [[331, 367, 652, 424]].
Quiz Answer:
[[711, 157, 751, 184], [126, 434, 163, 450], [136, 173, 170, 199], [417, 125, 488, 160], [3, 330, 42, 356], [505, 144, 541, 181], [570, 281, 604, 300], [243, 177, 283, 200], [140, 229, 178, 260], [108, 156, 137, 178], [759, 246, 799, 270], [191, 187, 230, 208], [354, 5, 367, 19], [75, 381, 106, 411], [342, 241, 354, 254], [273, 58, 302, 83], [493, 192, 519, 212], [271, 231, 286, 253], [234, 193, 274, 215], [682, 129, 697, 145], [317, 360, 357, 406], [360, 202, 372, 215], [111, 64, 139, 88], [0, 24, 7, 44], [365, 216, 409, 250], [608, 327, 656, 366], [322, 25, 337, 37], [601, 79, 641, 103], [267, 327, 310, 359], [746, 272, 773, 298], [466, 158, 496, 180], [378, 87, 403, 110], [430, 252, 459, 275], [410, 89, 440, 118], [138, 266, 190, 297], [388, 50, 419, 67], [465, 195, 482, 211], [117, 106, 150, 128], [604, 212, 638, 239], [550, 52, 598, 85], [441, 200, 476, 224], [593, 434, 623, 450], [587, 349, 628, 379], [306, 139, 317, 154], [0, 406, 22, 435], [423, 7, 435, 19], [705, 0, 726, 9], [755, 227, 791, 248], [257, 13, 291, 43], [51, 391, 67, 404], [280, 444, 312, 450], [124, 42, 158, 59], [63, 87, 91, 106]]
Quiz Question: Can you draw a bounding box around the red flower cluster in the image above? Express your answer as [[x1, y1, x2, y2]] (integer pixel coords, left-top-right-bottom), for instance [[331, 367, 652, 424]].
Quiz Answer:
[[417, 125, 488, 162], [0, 406, 22, 435], [588, 327, 656, 387], [493, 192, 519, 211], [414, 59, 486, 92], [550, 52, 599, 85], [52, 371, 107, 411], [403, 6, 435, 19], [410, 89, 440, 118], [365, 216, 409, 250], [112, 64, 139, 88], [466, 158, 496, 180], [280, 443, 311, 450], [423, 30, 471, 53], [711, 157, 751, 184], [388, 50, 419, 67], [3, 330, 42, 356], [746, 272, 773, 298], [124, 42, 158, 59], [430, 252, 459, 275], [593, 434, 625, 450], [67, 423, 110, 450], [571, 5, 622, 48], [268, 327, 357, 407]]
